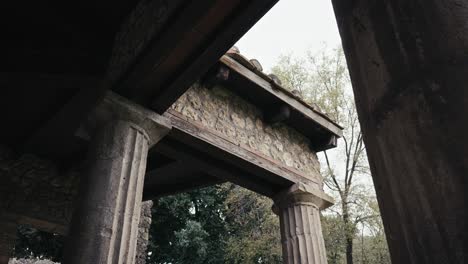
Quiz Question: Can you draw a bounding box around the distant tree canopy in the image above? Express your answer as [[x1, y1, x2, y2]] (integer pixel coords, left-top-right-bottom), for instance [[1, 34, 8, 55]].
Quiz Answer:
[[147, 184, 282, 264], [147, 185, 228, 264]]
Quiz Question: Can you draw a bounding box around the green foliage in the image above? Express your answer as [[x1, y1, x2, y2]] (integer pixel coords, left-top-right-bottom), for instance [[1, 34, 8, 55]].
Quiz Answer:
[[147, 185, 228, 264], [223, 184, 282, 264], [321, 215, 346, 264], [173, 220, 209, 263], [271, 55, 309, 98], [147, 184, 282, 264]]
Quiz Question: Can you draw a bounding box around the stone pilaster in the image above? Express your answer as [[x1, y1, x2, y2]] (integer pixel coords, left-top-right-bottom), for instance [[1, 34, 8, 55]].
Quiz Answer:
[[63, 93, 171, 264], [0, 218, 16, 264], [273, 183, 333, 264]]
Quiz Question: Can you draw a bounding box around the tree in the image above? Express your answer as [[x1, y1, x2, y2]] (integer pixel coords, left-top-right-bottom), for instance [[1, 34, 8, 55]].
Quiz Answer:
[[353, 199, 391, 264], [272, 46, 385, 264], [173, 220, 210, 263], [321, 215, 346, 264], [147, 185, 228, 264], [147, 183, 282, 264], [223, 184, 282, 264]]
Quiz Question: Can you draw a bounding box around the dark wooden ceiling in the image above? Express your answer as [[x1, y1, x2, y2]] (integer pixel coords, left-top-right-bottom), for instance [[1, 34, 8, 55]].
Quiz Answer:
[[0, 0, 279, 161]]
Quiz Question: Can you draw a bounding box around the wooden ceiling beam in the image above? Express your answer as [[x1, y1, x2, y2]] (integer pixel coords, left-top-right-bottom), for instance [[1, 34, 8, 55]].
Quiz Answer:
[[113, 0, 280, 113], [21, 0, 279, 157]]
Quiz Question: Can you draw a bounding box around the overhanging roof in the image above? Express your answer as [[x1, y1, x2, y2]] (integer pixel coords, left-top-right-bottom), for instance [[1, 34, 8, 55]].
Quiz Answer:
[[204, 53, 343, 152], [1, 0, 279, 159]]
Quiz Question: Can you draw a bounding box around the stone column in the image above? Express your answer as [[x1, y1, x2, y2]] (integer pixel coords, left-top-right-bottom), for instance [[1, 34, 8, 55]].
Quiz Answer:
[[0, 218, 16, 264], [331, 1, 468, 263], [63, 93, 171, 264], [273, 183, 333, 264]]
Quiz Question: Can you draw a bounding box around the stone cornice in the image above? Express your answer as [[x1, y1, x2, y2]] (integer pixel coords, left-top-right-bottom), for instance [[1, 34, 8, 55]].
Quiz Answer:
[[273, 182, 334, 210]]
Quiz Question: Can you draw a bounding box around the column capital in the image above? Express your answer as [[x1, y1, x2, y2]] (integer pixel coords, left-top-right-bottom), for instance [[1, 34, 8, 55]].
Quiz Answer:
[[273, 182, 334, 211], [78, 91, 172, 147]]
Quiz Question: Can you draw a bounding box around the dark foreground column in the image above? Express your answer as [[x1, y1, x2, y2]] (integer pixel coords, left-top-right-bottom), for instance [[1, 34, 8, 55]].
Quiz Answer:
[[63, 93, 171, 264], [331, 1, 468, 263], [0, 218, 16, 264], [273, 183, 333, 264]]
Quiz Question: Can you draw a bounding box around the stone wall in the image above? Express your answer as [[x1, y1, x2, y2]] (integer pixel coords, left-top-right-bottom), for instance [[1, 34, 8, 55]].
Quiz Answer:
[[171, 83, 322, 182], [0, 82, 324, 263], [135, 201, 153, 264], [0, 146, 79, 234]]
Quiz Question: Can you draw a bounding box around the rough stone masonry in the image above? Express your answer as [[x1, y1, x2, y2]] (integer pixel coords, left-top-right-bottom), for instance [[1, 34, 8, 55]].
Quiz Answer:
[[171, 82, 323, 184], [0, 80, 326, 263]]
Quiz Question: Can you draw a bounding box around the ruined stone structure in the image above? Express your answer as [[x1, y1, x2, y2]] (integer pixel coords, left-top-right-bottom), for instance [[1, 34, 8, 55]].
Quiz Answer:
[[171, 83, 322, 181], [3, 0, 464, 263], [0, 47, 340, 263]]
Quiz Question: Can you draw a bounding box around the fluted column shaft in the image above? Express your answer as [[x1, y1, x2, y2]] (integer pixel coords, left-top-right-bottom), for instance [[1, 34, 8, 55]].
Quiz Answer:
[[274, 183, 333, 264], [64, 93, 170, 264]]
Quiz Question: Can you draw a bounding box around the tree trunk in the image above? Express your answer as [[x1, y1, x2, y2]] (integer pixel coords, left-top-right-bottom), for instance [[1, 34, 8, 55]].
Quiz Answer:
[[342, 201, 353, 264], [346, 235, 353, 264]]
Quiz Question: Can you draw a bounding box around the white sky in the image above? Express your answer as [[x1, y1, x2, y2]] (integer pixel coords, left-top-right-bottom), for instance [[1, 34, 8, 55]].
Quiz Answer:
[[236, 0, 341, 71]]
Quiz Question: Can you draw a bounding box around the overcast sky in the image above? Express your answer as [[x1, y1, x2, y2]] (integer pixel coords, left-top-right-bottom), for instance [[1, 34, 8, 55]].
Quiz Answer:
[[236, 0, 341, 71], [236, 2, 376, 190]]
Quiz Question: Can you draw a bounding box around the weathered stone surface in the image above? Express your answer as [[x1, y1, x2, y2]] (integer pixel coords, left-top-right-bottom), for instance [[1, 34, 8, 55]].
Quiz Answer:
[[64, 120, 151, 264], [0, 147, 79, 234], [63, 93, 171, 264], [268, 74, 282, 86], [332, 0, 468, 263], [273, 183, 332, 264], [107, 0, 182, 82], [171, 83, 322, 182], [227, 46, 240, 54], [0, 219, 16, 264], [135, 201, 153, 264], [250, 59, 263, 72]]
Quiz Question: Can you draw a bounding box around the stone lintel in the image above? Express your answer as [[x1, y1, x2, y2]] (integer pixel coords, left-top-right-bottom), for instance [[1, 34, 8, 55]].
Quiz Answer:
[[274, 182, 334, 211], [78, 91, 172, 147]]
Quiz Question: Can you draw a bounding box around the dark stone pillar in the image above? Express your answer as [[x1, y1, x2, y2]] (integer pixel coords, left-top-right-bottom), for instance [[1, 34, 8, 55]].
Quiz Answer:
[[331, 1, 468, 263], [63, 93, 171, 264], [273, 183, 333, 264], [0, 218, 16, 264]]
